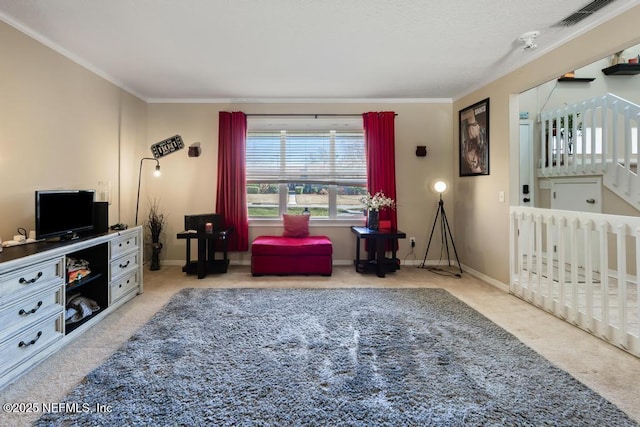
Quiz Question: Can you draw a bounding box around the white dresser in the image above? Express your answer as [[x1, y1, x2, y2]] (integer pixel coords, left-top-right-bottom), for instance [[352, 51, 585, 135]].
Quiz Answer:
[[0, 226, 143, 389]]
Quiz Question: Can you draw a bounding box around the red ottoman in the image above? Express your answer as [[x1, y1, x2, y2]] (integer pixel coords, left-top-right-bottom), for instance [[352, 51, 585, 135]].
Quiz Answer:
[[251, 236, 333, 276]]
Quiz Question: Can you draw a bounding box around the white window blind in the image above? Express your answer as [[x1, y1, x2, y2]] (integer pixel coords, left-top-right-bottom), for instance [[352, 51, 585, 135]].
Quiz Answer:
[[246, 130, 366, 185]]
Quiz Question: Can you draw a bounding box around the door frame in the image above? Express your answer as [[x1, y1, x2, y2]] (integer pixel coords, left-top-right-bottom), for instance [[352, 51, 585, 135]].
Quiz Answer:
[[519, 120, 535, 207]]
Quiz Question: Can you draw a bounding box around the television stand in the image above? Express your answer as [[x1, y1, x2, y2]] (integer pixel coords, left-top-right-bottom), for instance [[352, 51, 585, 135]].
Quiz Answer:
[[0, 226, 143, 390]]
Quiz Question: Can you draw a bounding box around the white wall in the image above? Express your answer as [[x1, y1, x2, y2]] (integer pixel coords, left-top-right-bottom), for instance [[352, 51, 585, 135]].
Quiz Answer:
[[0, 21, 147, 242], [145, 102, 454, 264]]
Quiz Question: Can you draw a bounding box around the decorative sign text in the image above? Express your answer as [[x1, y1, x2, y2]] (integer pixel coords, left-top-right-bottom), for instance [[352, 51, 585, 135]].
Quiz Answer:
[[151, 135, 184, 158]]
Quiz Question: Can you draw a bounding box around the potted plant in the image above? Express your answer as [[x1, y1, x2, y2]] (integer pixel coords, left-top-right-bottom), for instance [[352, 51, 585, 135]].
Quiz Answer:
[[146, 198, 166, 271]]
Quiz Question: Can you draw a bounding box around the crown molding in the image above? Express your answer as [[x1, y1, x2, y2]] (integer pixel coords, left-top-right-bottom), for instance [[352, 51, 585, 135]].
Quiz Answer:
[[146, 97, 452, 104]]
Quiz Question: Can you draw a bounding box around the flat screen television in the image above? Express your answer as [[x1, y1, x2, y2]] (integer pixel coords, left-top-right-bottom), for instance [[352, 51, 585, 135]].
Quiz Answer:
[[35, 190, 95, 240]]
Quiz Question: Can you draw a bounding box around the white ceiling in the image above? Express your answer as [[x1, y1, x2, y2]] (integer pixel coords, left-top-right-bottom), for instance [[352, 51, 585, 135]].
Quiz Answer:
[[0, 0, 637, 102]]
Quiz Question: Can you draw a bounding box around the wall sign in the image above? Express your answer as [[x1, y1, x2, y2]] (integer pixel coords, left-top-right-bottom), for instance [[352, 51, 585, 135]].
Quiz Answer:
[[151, 135, 184, 158]]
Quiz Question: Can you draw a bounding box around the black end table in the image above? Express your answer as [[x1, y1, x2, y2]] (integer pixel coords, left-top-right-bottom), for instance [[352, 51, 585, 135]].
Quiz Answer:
[[351, 226, 406, 278], [176, 229, 232, 279]]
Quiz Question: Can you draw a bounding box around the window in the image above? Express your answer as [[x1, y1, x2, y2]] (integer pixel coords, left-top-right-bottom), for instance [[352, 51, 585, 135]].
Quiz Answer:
[[246, 118, 367, 219]]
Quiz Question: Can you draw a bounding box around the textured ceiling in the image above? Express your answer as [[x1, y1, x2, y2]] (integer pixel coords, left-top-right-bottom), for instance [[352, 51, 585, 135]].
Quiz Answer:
[[0, 0, 637, 102]]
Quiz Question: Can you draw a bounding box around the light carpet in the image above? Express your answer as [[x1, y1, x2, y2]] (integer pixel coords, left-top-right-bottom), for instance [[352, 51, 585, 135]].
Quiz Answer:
[[35, 288, 637, 426]]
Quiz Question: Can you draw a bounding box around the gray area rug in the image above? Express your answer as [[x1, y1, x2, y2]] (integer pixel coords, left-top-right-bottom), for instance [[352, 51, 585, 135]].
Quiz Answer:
[[36, 288, 637, 426]]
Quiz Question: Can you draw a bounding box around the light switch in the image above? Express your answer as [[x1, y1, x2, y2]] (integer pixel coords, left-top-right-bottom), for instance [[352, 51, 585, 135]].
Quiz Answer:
[[499, 191, 505, 203]]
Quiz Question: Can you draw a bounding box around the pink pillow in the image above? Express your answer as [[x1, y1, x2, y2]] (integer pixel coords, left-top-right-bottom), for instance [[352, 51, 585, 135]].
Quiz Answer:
[[283, 214, 310, 237]]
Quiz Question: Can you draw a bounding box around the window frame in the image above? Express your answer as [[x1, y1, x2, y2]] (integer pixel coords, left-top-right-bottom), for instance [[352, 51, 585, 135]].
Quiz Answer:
[[246, 120, 367, 224]]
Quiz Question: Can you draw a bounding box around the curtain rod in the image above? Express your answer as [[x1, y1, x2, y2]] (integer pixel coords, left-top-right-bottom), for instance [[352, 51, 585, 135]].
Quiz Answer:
[[245, 113, 398, 118]]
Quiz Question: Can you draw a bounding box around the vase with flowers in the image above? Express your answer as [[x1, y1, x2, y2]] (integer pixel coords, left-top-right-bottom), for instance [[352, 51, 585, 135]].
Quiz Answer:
[[360, 191, 395, 230]]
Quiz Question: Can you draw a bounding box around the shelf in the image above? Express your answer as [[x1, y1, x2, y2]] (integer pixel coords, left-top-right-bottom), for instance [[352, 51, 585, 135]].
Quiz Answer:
[[66, 272, 103, 293], [182, 259, 229, 275], [602, 63, 640, 75], [354, 258, 400, 275], [65, 307, 104, 334], [557, 77, 595, 82]]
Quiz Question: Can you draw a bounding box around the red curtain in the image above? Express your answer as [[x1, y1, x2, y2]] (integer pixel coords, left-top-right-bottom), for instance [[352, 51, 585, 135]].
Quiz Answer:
[[363, 111, 397, 250], [216, 111, 248, 251], [363, 112, 397, 226]]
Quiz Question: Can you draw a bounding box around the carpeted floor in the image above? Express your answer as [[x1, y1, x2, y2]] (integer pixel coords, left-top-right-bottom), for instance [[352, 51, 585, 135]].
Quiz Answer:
[[35, 288, 637, 426]]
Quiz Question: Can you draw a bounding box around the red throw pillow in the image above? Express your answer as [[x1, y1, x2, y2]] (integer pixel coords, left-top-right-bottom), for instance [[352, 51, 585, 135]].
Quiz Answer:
[[283, 214, 310, 237]]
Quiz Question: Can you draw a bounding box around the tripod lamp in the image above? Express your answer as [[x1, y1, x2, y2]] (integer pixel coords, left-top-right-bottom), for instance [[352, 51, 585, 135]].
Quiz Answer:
[[135, 157, 161, 225], [419, 180, 463, 277]]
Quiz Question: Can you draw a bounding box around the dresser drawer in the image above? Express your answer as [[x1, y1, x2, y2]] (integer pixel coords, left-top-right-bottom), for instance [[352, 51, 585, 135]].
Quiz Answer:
[[110, 233, 140, 260], [0, 285, 64, 342], [109, 252, 138, 281], [0, 257, 65, 301], [110, 272, 139, 304], [0, 312, 64, 378]]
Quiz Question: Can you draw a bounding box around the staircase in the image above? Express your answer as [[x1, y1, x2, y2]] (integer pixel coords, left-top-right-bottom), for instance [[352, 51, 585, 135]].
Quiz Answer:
[[539, 93, 640, 208]]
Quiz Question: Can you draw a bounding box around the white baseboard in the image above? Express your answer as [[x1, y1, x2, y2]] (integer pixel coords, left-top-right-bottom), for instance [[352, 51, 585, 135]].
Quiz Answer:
[[461, 264, 509, 293]]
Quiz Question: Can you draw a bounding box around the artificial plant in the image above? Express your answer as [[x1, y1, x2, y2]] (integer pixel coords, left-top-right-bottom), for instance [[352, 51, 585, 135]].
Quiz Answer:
[[147, 198, 166, 245]]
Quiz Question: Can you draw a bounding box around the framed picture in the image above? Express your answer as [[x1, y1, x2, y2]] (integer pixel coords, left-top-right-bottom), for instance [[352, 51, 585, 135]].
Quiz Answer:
[[459, 98, 490, 176]]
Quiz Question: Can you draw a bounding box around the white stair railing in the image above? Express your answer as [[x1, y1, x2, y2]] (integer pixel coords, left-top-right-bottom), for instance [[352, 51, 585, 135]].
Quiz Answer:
[[539, 93, 640, 207], [510, 206, 640, 358]]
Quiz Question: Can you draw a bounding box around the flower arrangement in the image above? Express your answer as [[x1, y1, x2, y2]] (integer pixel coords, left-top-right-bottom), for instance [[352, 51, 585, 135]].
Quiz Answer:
[[360, 191, 396, 212]]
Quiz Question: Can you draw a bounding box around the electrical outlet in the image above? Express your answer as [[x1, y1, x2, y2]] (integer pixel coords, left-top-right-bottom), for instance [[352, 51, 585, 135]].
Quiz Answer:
[[410, 237, 416, 248]]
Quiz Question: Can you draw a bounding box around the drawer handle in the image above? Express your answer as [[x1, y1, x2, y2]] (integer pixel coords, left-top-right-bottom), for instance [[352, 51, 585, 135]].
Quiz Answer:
[[19, 272, 43, 284], [19, 301, 43, 316], [18, 331, 42, 348], [119, 260, 130, 269]]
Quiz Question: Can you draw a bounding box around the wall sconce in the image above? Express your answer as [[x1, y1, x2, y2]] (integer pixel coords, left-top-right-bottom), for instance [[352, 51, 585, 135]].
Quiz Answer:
[[188, 142, 202, 157], [416, 146, 427, 157], [135, 157, 161, 225]]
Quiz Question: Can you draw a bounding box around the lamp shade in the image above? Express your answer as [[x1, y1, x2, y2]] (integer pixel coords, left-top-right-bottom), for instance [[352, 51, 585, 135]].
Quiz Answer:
[[433, 180, 447, 194]]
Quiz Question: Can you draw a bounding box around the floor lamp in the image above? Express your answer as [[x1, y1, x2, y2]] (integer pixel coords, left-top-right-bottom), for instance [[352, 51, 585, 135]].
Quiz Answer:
[[135, 157, 161, 225], [419, 180, 462, 277]]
